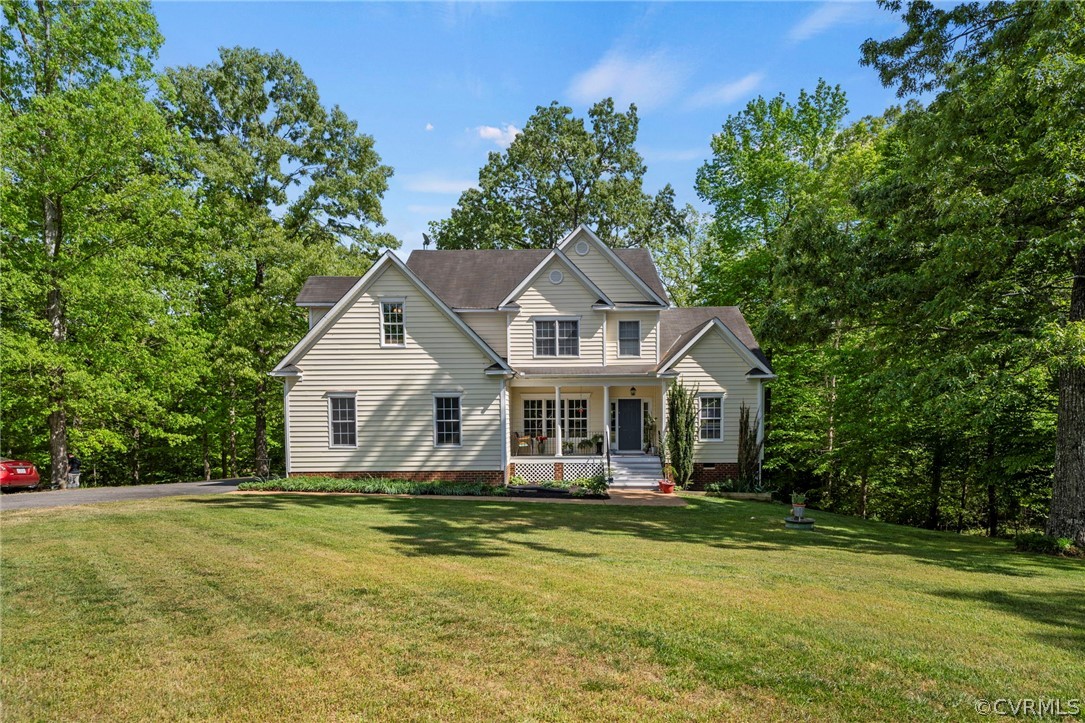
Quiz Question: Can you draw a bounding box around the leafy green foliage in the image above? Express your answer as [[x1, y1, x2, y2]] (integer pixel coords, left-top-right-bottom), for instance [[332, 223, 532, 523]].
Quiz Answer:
[[736, 403, 763, 492], [665, 382, 698, 488], [430, 99, 685, 249], [1013, 533, 1079, 558], [238, 476, 504, 496], [158, 47, 395, 477]]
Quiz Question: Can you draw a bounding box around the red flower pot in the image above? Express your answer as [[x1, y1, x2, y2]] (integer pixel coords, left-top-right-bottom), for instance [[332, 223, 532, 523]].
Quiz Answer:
[[658, 480, 675, 494]]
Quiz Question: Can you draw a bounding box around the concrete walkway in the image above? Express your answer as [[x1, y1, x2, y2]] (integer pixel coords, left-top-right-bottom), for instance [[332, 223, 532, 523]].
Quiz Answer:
[[233, 488, 687, 507], [0, 478, 244, 511]]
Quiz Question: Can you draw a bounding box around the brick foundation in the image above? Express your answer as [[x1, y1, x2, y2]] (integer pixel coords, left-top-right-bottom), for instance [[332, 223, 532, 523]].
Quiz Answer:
[[290, 470, 504, 486], [686, 463, 740, 490]]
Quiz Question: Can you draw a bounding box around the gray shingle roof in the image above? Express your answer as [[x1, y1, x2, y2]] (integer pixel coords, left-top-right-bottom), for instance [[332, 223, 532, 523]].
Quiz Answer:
[[407, 250, 550, 309], [658, 307, 772, 371], [613, 248, 669, 302], [295, 276, 362, 306], [294, 248, 670, 310]]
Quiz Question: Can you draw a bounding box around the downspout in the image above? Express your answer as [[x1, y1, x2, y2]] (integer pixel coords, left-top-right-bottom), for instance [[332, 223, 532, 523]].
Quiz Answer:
[[499, 375, 509, 484], [757, 380, 766, 486], [283, 377, 292, 477]]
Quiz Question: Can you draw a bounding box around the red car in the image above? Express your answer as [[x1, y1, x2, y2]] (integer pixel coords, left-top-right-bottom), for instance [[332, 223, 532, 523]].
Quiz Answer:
[[1, 458, 41, 490]]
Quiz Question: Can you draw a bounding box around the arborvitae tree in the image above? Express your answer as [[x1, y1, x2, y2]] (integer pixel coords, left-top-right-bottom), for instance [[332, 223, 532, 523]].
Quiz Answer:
[[666, 382, 699, 488]]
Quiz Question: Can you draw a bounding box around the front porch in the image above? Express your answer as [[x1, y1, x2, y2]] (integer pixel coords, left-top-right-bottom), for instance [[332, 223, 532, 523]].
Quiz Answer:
[[508, 378, 665, 459]]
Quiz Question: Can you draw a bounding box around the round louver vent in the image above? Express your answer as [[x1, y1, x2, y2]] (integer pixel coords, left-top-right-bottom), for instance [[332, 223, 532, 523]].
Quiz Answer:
[[549, 269, 564, 284], [575, 240, 590, 256]]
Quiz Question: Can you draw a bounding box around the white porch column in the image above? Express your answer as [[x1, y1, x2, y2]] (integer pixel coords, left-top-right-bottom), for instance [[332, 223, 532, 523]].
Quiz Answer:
[[660, 378, 668, 442], [602, 384, 610, 448], [554, 385, 563, 456]]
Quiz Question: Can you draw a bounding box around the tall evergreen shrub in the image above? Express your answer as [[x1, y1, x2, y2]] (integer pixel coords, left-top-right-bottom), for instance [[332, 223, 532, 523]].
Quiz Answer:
[[666, 382, 699, 487]]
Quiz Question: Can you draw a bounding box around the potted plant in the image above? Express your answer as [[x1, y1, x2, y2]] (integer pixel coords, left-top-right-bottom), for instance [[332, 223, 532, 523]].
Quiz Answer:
[[791, 491, 807, 519], [578, 437, 596, 454], [658, 478, 675, 494], [591, 433, 604, 455]]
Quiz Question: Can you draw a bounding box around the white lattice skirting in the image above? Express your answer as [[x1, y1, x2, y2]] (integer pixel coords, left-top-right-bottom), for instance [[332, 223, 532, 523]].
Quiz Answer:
[[510, 460, 605, 484]]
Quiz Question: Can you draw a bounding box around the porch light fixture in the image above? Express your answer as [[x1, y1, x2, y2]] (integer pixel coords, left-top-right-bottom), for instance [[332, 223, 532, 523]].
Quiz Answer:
[[630, 386, 636, 397]]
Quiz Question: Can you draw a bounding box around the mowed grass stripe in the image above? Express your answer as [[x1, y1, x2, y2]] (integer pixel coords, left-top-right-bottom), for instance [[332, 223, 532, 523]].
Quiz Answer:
[[2, 494, 1081, 721]]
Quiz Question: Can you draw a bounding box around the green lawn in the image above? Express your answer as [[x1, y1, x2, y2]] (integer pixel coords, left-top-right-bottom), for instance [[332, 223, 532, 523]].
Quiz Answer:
[[2, 494, 1081, 721]]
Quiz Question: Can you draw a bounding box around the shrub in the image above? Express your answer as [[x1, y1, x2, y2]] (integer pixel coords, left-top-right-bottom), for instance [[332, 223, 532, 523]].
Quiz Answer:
[[665, 381, 698, 488], [1014, 532, 1080, 556], [237, 477, 505, 496], [736, 402, 763, 492], [571, 473, 608, 495], [705, 480, 733, 496]]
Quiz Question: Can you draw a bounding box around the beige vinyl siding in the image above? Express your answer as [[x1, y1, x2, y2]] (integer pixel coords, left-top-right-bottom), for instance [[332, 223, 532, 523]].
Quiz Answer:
[[308, 307, 331, 329], [606, 312, 659, 365], [671, 329, 761, 463], [288, 264, 503, 472], [461, 312, 508, 357], [508, 259, 604, 367], [565, 238, 647, 301]]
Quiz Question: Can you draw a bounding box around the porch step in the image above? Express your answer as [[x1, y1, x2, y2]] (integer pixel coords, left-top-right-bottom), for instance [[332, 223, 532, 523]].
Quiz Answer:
[[608, 455, 662, 489]]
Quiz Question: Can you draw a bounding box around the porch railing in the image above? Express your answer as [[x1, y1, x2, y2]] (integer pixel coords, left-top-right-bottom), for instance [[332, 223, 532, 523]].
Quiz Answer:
[[511, 430, 607, 457]]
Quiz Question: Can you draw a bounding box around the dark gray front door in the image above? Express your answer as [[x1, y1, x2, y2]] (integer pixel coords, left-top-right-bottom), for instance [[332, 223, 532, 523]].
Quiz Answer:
[[617, 398, 642, 451]]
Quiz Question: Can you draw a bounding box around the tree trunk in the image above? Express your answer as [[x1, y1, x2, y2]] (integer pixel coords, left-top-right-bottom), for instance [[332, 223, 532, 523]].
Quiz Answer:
[[253, 261, 269, 477], [1047, 249, 1085, 546], [132, 427, 140, 485], [228, 377, 238, 478], [925, 438, 944, 529], [859, 469, 869, 519], [987, 483, 998, 538], [44, 194, 68, 489], [202, 425, 211, 481], [220, 429, 227, 480], [957, 479, 967, 534]]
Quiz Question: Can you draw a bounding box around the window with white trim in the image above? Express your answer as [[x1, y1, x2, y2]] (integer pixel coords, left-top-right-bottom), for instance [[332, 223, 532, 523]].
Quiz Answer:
[[564, 399, 588, 439], [329, 395, 357, 447], [434, 395, 461, 447], [381, 300, 405, 346], [534, 319, 579, 357], [618, 320, 641, 357], [699, 395, 723, 441]]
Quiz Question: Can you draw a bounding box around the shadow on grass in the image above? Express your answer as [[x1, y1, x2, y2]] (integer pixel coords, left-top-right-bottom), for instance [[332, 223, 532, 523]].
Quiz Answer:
[[190, 493, 1081, 580], [931, 588, 1085, 654]]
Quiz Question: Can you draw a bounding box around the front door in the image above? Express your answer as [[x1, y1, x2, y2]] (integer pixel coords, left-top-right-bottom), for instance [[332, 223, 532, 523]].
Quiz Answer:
[[617, 398, 642, 451]]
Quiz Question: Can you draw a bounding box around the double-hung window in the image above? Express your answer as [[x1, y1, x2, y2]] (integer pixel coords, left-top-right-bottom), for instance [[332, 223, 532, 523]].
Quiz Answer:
[[328, 394, 357, 448], [564, 399, 588, 439], [381, 299, 405, 347], [434, 395, 461, 447], [618, 320, 641, 357], [699, 395, 723, 441], [534, 319, 579, 357]]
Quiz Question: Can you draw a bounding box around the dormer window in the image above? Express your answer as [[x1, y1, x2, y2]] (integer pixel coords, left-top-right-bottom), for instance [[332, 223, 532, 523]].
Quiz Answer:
[[618, 320, 641, 357], [534, 318, 579, 357], [381, 299, 405, 347]]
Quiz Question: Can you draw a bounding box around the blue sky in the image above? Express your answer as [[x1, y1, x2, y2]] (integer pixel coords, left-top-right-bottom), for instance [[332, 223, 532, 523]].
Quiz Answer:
[[153, 2, 905, 254]]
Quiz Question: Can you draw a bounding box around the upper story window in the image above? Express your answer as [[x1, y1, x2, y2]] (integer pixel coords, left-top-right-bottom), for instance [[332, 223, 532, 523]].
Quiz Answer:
[[534, 319, 579, 357], [699, 395, 723, 441], [328, 393, 357, 448], [381, 299, 405, 347], [618, 320, 641, 357]]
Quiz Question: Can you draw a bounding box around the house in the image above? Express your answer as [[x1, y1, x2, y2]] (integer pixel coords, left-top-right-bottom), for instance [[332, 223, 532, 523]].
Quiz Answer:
[[271, 225, 775, 487]]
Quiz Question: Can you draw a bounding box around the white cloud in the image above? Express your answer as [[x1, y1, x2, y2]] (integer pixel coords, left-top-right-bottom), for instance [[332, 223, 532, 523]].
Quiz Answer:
[[425, 122, 434, 131], [787, 2, 857, 43], [685, 72, 765, 110], [475, 123, 521, 149], [567, 50, 688, 112], [406, 203, 453, 216], [401, 173, 477, 195]]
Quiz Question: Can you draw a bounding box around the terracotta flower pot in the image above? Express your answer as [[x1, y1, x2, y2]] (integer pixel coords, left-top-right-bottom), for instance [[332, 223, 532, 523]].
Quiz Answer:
[[659, 480, 675, 494]]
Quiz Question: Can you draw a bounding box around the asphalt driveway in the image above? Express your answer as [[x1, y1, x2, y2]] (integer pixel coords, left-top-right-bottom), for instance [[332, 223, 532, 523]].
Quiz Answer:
[[0, 478, 245, 511]]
